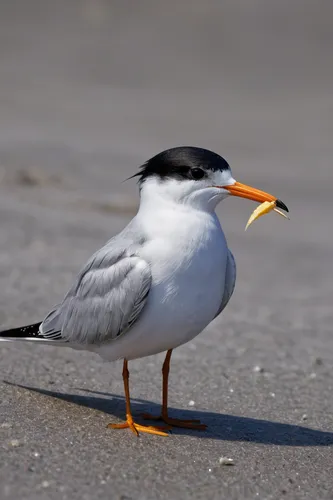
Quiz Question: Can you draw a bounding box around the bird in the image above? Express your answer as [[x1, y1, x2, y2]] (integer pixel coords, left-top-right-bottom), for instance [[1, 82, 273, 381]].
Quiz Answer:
[[0, 146, 288, 437]]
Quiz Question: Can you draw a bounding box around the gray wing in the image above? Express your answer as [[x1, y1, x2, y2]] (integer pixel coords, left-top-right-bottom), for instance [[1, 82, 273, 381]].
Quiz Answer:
[[40, 227, 151, 345], [214, 249, 236, 318]]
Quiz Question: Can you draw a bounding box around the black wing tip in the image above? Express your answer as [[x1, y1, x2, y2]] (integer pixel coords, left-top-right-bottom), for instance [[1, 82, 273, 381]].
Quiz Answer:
[[0, 322, 42, 338]]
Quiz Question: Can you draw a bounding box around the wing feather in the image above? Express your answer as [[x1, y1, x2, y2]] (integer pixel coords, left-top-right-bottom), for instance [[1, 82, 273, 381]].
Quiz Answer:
[[214, 249, 236, 318], [40, 233, 151, 345]]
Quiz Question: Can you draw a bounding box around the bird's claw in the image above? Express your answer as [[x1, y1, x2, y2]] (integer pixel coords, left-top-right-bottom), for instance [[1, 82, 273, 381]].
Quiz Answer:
[[108, 419, 171, 437]]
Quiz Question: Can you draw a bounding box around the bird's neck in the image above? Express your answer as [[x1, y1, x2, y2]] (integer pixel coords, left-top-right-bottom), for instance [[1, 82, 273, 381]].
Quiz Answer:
[[138, 190, 214, 221], [137, 192, 221, 245]]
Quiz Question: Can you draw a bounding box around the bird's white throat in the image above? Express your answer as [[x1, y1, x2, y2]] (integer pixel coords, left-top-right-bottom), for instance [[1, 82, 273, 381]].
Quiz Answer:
[[138, 175, 232, 214]]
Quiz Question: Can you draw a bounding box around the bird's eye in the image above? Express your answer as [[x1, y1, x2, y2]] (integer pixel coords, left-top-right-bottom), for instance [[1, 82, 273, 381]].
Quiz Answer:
[[190, 168, 205, 180]]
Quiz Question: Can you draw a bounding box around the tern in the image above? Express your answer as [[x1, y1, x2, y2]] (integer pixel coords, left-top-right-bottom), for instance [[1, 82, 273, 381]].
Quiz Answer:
[[0, 147, 288, 436]]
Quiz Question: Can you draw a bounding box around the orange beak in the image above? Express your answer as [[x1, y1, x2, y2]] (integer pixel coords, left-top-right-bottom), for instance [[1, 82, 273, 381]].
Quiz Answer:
[[222, 181, 289, 212]]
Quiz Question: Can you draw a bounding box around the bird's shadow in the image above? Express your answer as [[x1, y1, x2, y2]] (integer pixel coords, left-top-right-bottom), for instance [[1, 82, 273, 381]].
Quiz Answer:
[[3, 380, 333, 446]]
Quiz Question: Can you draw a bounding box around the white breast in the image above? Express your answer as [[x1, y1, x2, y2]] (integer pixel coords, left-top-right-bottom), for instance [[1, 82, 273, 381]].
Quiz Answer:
[[97, 205, 228, 361]]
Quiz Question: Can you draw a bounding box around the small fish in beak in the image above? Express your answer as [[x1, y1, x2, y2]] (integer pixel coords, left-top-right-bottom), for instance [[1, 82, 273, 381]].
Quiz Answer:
[[222, 181, 290, 230], [245, 200, 290, 231]]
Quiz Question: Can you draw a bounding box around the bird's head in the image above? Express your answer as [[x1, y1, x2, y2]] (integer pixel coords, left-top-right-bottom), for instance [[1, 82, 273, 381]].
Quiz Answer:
[[133, 147, 288, 215]]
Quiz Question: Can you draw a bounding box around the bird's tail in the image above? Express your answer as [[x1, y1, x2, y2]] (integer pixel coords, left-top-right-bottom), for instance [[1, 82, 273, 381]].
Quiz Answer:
[[0, 322, 64, 345]]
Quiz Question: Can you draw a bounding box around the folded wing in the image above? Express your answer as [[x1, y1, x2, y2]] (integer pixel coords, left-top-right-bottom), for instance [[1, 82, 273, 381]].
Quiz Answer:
[[214, 249, 236, 318], [41, 240, 151, 345]]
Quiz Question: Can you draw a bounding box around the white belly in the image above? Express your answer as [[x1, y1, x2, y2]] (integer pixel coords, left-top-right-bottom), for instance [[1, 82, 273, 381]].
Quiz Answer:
[[95, 212, 228, 361]]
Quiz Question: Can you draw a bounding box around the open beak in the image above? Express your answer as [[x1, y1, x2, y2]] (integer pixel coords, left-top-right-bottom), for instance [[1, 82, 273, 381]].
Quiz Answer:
[[222, 181, 289, 212]]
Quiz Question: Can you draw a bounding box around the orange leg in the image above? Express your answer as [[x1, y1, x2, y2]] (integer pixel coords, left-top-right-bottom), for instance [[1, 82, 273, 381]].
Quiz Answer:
[[108, 359, 171, 437], [143, 349, 207, 430]]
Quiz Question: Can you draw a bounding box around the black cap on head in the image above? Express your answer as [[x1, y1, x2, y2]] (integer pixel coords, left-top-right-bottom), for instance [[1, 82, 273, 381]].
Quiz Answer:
[[133, 147, 230, 183]]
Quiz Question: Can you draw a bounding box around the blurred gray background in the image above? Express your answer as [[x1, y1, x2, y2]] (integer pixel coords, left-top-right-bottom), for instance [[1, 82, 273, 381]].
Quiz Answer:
[[1, 1, 333, 499]]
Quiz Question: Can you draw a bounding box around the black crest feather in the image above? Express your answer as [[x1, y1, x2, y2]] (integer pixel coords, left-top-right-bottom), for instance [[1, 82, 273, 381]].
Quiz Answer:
[[130, 147, 230, 183]]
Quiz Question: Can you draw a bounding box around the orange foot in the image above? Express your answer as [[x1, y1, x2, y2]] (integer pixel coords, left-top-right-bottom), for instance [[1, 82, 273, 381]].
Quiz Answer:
[[108, 418, 171, 437], [142, 413, 207, 430]]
